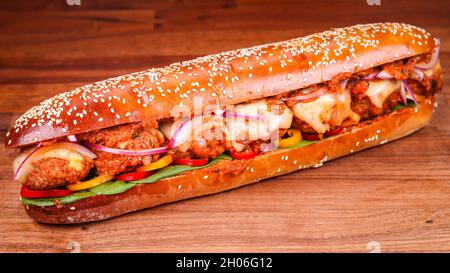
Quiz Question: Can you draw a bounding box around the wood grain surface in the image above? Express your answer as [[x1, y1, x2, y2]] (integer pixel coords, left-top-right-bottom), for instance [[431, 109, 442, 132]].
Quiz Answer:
[[0, 0, 449, 253]]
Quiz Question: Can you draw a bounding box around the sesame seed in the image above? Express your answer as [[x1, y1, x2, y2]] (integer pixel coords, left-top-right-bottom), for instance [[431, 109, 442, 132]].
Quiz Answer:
[[313, 163, 323, 168]]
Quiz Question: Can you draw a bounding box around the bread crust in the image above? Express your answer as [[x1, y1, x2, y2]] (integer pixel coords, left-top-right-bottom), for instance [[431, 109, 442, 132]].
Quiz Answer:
[[6, 23, 437, 148], [25, 96, 435, 224]]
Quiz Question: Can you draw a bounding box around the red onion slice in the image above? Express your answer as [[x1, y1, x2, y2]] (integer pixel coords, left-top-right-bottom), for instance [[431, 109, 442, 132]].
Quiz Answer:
[[363, 72, 379, 80], [412, 68, 425, 81], [416, 39, 440, 70], [13, 143, 42, 180], [84, 142, 169, 156], [401, 80, 418, 105], [167, 118, 191, 149], [375, 70, 393, 80], [363, 70, 392, 80], [281, 87, 328, 102], [399, 81, 408, 105]]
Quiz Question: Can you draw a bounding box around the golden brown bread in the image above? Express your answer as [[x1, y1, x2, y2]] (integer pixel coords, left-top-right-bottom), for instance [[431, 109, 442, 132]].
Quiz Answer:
[[6, 23, 437, 148], [25, 96, 435, 224]]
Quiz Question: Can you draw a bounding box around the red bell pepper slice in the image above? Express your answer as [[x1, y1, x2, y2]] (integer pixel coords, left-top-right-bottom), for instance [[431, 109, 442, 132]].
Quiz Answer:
[[229, 150, 257, 160], [116, 171, 152, 182], [301, 132, 321, 141], [173, 158, 209, 167], [324, 126, 344, 137], [20, 187, 73, 199]]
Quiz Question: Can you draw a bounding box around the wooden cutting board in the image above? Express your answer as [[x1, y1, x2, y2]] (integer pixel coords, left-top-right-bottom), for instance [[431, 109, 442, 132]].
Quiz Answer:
[[1, 0, 449, 252]]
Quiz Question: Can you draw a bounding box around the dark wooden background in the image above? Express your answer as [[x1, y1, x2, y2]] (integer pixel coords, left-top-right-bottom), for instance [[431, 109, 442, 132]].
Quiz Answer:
[[1, 0, 449, 253]]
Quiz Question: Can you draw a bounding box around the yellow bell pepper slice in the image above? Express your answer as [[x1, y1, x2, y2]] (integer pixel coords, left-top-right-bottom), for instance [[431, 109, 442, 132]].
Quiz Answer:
[[67, 174, 114, 191], [136, 154, 173, 172], [278, 129, 302, 148]]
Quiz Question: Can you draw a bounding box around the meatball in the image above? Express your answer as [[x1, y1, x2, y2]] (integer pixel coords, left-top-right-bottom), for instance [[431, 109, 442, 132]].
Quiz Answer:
[[79, 121, 166, 175], [351, 95, 372, 120], [291, 117, 316, 133], [24, 157, 94, 190], [351, 91, 401, 121]]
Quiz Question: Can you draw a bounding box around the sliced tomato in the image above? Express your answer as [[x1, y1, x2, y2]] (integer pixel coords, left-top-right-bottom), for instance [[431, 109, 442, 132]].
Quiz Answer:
[[116, 171, 152, 182], [20, 187, 73, 199], [229, 150, 257, 160], [301, 132, 321, 141], [173, 158, 209, 167], [325, 126, 344, 137]]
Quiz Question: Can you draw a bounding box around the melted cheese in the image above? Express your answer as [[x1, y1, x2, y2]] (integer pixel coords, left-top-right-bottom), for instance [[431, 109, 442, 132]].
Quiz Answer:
[[364, 80, 401, 108], [43, 149, 85, 171], [292, 88, 360, 134], [226, 99, 293, 146]]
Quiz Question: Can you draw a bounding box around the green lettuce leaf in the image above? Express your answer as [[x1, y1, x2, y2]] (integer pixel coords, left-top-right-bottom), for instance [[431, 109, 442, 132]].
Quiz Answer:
[[89, 180, 136, 195]]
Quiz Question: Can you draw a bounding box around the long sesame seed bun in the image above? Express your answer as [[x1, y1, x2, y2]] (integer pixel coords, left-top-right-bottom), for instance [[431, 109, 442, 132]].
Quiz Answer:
[[25, 96, 436, 224], [5, 22, 437, 148]]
